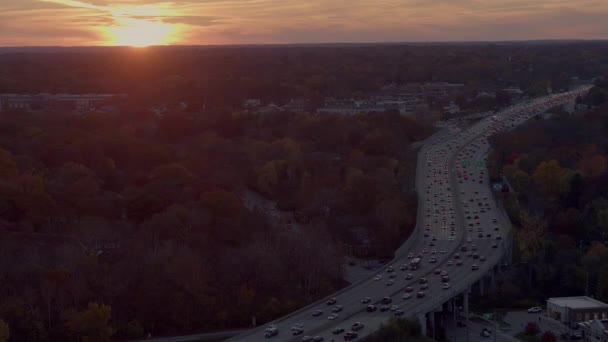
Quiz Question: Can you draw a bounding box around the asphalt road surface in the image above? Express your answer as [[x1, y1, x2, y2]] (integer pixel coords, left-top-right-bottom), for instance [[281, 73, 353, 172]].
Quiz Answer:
[[228, 87, 591, 342]]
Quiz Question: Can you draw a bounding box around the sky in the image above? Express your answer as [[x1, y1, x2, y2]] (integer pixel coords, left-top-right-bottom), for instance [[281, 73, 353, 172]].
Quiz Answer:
[[0, 0, 607, 47]]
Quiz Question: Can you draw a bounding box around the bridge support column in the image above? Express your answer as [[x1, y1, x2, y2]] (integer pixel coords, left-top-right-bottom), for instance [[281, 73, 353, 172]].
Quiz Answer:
[[463, 291, 469, 315], [479, 276, 485, 296], [490, 266, 496, 291], [418, 313, 427, 337]]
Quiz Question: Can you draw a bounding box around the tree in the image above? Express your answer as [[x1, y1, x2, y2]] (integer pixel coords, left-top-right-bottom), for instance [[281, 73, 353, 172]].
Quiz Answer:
[[598, 208, 608, 236], [200, 190, 242, 220], [0, 148, 17, 178], [66, 302, 114, 342], [525, 321, 540, 335], [532, 160, 571, 199], [0, 320, 9, 342], [540, 330, 556, 342], [256, 161, 280, 197], [578, 155, 608, 178]]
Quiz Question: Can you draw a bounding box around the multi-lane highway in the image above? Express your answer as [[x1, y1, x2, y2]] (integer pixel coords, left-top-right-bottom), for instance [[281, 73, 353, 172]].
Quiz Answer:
[[228, 87, 591, 342]]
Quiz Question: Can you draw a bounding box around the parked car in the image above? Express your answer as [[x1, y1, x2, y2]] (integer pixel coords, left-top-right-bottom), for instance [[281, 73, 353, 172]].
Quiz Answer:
[[527, 307, 542, 313]]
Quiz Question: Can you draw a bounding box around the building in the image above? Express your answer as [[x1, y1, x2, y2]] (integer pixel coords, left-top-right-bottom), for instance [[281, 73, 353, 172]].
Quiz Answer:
[[547, 297, 608, 324], [579, 320, 608, 342], [0, 94, 122, 112], [317, 97, 427, 116]]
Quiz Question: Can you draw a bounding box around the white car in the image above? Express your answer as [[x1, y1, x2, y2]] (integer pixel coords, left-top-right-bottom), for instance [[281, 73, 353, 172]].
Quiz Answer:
[[442, 283, 451, 289], [327, 313, 338, 320], [527, 307, 543, 313], [402, 293, 412, 300], [390, 305, 399, 311], [386, 280, 394, 286], [361, 297, 371, 304], [373, 275, 382, 281]]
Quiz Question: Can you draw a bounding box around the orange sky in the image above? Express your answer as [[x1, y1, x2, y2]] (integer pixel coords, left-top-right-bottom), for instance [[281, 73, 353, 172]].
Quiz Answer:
[[0, 0, 607, 46]]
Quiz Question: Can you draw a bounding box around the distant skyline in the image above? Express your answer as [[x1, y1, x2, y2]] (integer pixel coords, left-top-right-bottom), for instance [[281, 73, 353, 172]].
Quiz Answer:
[[1, 0, 608, 47]]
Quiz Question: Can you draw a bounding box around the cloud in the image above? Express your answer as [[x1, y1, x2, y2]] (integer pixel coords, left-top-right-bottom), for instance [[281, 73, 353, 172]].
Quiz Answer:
[[0, 0, 606, 45]]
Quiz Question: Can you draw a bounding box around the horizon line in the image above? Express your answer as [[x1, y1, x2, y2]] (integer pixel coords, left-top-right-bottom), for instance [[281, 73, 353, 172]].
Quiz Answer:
[[1, 38, 608, 50]]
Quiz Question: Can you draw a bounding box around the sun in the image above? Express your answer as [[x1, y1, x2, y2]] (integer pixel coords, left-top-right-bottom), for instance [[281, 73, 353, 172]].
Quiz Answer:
[[108, 18, 177, 47]]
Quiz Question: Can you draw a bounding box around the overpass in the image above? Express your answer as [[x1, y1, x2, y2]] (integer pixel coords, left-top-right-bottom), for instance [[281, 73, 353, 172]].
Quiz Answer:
[[223, 87, 592, 342]]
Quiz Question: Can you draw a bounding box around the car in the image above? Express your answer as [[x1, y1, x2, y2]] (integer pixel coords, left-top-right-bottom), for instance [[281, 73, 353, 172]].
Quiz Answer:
[[351, 322, 364, 331], [366, 304, 377, 312], [328, 313, 339, 320], [344, 332, 358, 340], [421, 284, 429, 290], [402, 293, 412, 300], [447, 260, 453, 266], [527, 307, 543, 313], [301, 336, 313, 342], [332, 305, 343, 313], [434, 268, 441, 274], [292, 327, 304, 335], [326, 298, 337, 305], [312, 310, 323, 317], [389, 273, 397, 279], [405, 273, 413, 280], [264, 325, 279, 338], [373, 275, 382, 281], [419, 277, 428, 284], [382, 296, 392, 304], [417, 291, 426, 298], [394, 309, 405, 316], [400, 264, 409, 271], [386, 280, 394, 286], [442, 283, 451, 289], [472, 264, 479, 270], [480, 256, 486, 262], [361, 297, 371, 304], [332, 327, 345, 335], [429, 257, 437, 263], [442, 275, 450, 283], [405, 286, 414, 293], [491, 243, 498, 249], [386, 266, 394, 273], [312, 337, 324, 342], [454, 253, 461, 259], [380, 305, 390, 312]]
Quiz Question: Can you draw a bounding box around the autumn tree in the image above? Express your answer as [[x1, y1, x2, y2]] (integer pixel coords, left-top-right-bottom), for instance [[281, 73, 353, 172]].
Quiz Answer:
[[597, 208, 608, 236], [532, 160, 571, 199], [66, 302, 114, 342], [524, 321, 540, 336], [578, 154, 608, 178], [0, 147, 17, 178], [540, 330, 556, 342], [0, 320, 8, 342]]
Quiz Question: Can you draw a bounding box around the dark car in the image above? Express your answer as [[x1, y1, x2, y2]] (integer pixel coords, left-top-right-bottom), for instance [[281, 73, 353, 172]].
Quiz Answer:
[[332, 327, 345, 335], [344, 332, 358, 340]]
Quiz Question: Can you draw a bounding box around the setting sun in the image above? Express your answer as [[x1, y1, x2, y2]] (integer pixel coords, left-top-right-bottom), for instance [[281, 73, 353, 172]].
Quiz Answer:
[[108, 18, 177, 47]]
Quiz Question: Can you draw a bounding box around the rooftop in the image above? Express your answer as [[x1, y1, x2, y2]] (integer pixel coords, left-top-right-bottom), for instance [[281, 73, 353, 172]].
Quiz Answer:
[[548, 296, 608, 309]]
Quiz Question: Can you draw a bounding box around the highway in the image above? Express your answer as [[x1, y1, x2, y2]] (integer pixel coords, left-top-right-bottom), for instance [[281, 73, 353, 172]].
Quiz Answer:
[[228, 87, 591, 342]]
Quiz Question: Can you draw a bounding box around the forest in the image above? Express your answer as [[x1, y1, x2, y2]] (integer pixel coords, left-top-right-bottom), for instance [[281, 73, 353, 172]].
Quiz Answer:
[[0, 105, 431, 340], [484, 77, 608, 307], [1, 42, 608, 109]]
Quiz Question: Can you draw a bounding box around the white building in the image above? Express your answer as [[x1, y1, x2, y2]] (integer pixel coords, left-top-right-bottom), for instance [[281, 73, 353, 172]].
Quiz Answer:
[[547, 297, 608, 324]]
